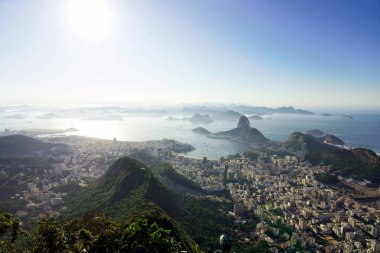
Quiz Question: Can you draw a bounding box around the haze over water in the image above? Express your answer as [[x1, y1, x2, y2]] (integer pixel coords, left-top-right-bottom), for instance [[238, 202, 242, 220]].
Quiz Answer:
[[1, 1, 379, 157], [1, 110, 379, 159]]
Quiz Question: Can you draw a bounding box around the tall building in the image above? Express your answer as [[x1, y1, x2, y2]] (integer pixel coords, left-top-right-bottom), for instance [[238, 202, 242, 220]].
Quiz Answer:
[[371, 225, 380, 237], [299, 218, 306, 230], [370, 240, 380, 253]]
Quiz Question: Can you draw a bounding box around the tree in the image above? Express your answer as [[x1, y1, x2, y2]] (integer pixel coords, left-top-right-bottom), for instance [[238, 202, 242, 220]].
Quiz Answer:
[[121, 219, 181, 253], [0, 211, 26, 252], [33, 216, 67, 253]]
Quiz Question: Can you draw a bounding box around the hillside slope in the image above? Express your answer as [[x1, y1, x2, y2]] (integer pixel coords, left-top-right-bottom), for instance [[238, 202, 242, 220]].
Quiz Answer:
[[63, 157, 233, 250], [285, 132, 380, 181], [0, 135, 69, 157]]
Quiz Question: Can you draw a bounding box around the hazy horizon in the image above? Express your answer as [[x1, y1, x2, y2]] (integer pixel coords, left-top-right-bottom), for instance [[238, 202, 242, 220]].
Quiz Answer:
[[1, 102, 380, 115]]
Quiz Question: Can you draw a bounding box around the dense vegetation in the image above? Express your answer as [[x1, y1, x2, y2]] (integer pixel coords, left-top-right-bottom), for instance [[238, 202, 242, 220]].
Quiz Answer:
[[0, 135, 70, 157], [1, 154, 270, 252], [152, 163, 204, 193], [61, 157, 239, 251], [243, 151, 259, 162], [285, 132, 380, 182], [0, 210, 185, 252], [315, 173, 339, 185], [0, 157, 56, 212], [52, 182, 83, 194]]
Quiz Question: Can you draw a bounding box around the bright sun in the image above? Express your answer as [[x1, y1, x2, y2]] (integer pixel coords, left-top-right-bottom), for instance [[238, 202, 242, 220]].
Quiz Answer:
[[66, 0, 113, 40]]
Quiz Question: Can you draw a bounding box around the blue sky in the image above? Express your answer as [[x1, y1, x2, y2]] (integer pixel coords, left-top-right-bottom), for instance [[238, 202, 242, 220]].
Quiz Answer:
[[0, 0, 379, 108]]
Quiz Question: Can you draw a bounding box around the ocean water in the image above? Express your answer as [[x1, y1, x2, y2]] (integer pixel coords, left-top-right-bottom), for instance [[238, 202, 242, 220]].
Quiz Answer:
[[1, 112, 379, 160]]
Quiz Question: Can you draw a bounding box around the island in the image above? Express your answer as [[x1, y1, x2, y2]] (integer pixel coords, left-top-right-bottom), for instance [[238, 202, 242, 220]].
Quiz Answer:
[[208, 116, 269, 144], [343, 114, 354, 119], [192, 127, 211, 135]]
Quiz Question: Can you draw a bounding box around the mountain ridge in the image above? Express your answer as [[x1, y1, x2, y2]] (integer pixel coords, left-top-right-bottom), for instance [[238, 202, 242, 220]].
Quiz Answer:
[[63, 156, 234, 250], [0, 135, 69, 157], [285, 132, 380, 181], [182, 105, 314, 115]]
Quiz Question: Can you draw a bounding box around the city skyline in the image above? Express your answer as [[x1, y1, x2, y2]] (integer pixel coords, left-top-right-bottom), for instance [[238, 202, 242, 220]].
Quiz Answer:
[[0, 0, 379, 108]]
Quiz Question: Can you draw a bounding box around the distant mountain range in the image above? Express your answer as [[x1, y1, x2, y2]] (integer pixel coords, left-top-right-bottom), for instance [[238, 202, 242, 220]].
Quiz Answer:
[[0, 104, 314, 120], [182, 105, 313, 116], [169, 105, 311, 125], [175, 105, 313, 123]]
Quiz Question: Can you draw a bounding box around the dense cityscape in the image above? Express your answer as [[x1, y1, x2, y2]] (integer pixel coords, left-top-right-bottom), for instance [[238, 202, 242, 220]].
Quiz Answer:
[[1, 125, 380, 252]]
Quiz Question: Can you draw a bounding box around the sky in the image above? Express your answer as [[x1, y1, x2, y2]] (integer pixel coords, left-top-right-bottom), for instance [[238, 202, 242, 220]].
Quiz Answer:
[[0, 0, 379, 109]]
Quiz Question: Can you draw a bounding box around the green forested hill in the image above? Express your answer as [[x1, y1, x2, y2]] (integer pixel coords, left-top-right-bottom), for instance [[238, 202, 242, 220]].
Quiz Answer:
[[63, 157, 234, 251], [0, 135, 70, 157], [285, 132, 380, 181]]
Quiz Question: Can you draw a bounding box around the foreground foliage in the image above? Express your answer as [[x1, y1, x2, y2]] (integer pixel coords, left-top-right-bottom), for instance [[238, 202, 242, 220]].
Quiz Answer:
[[1, 210, 183, 253]]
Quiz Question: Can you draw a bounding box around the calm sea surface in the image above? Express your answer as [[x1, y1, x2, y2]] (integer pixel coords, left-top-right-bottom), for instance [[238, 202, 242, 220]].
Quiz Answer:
[[1, 113, 379, 160]]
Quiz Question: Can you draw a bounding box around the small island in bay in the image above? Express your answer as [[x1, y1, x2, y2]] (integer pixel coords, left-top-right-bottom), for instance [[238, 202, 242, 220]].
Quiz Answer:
[[343, 114, 353, 119], [208, 116, 269, 144], [192, 127, 211, 135]]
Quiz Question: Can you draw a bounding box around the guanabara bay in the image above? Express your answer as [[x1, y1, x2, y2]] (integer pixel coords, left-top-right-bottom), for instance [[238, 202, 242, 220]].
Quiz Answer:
[[1, 0, 380, 252], [1, 113, 380, 252]]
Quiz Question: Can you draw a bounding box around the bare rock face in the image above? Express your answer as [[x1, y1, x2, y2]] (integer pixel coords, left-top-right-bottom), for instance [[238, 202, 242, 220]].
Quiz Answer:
[[237, 116, 250, 129], [320, 134, 345, 146]]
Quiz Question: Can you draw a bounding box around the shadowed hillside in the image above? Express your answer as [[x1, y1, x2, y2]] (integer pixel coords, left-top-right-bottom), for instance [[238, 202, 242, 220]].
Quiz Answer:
[[285, 132, 380, 181], [63, 157, 234, 251], [0, 135, 70, 157]]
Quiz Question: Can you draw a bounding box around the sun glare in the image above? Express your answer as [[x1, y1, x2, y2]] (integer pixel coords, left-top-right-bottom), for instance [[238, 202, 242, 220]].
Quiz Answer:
[[66, 0, 113, 40]]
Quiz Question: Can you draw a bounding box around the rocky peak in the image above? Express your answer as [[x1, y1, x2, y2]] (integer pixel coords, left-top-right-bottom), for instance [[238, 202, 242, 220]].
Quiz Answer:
[[237, 115, 250, 129]]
